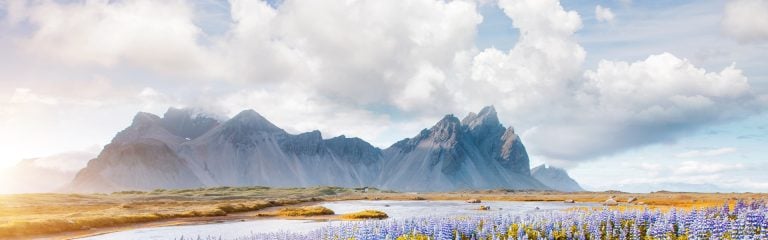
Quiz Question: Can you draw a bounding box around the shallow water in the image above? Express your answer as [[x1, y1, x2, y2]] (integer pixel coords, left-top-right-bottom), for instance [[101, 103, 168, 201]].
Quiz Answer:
[[80, 200, 594, 240]]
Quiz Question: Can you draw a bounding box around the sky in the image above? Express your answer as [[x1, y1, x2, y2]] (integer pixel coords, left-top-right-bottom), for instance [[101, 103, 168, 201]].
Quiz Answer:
[[0, 0, 767, 192]]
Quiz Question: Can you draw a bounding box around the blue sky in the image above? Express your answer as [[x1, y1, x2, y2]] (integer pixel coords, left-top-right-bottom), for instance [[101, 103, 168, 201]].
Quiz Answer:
[[0, 0, 766, 192]]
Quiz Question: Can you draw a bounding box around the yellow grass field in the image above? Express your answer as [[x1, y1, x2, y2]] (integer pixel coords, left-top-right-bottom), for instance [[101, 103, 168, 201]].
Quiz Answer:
[[1, 187, 764, 239]]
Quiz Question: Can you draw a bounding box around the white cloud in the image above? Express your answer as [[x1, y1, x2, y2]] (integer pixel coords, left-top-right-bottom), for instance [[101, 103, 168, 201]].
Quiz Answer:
[[627, 159, 745, 177], [465, 0, 585, 122], [722, 0, 768, 43], [0, 0, 764, 168], [595, 5, 615, 23], [465, 0, 758, 163], [676, 160, 744, 175], [675, 147, 737, 158], [524, 53, 759, 160], [271, 0, 481, 108], [8, 0, 482, 110], [636, 162, 663, 173], [10, 88, 58, 105], [10, 0, 210, 75]]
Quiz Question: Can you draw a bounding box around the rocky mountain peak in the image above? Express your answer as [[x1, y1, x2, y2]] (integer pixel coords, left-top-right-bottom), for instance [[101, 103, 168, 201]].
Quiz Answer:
[[433, 114, 461, 129], [131, 112, 161, 127], [160, 108, 220, 139], [430, 114, 462, 143], [112, 112, 170, 144], [225, 109, 284, 134], [162, 107, 193, 120], [461, 105, 499, 130]]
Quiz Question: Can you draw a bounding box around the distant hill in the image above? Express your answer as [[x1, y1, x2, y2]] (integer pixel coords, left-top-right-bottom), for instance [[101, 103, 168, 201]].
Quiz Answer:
[[531, 164, 584, 192], [600, 182, 729, 193]]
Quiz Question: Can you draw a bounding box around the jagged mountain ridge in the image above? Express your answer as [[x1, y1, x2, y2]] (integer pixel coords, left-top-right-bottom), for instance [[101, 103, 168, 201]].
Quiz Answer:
[[378, 107, 544, 191], [70, 106, 570, 192]]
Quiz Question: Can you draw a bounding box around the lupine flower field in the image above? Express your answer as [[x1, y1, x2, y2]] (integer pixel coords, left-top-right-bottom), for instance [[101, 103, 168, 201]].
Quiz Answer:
[[234, 200, 768, 240]]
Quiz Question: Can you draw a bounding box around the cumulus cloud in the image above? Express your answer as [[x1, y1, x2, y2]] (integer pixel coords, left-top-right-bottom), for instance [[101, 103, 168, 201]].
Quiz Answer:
[[461, 1, 761, 162], [8, 0, 210, 74], [465, 0, 585, 122], [524, 53, 759, 161], [722, 0, 768, 43], [274, 0, 481, 108], [7, 0, 482, 106], [0, 0, 482, 151], [0, 0, 764, 167], [595, 5, 615, 23]]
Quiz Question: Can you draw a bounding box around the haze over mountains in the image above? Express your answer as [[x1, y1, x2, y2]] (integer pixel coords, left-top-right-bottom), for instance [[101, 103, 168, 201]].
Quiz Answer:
[[68, 106, 582, 192], [0, 150, 96, 194]]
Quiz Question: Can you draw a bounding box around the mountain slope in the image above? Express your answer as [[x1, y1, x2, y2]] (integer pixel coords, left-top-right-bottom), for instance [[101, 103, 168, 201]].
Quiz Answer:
[[531, 164, 584, 192], [69, 109, 218, 192], [177, 110, 382, 188], [70, 106, 559, 192]]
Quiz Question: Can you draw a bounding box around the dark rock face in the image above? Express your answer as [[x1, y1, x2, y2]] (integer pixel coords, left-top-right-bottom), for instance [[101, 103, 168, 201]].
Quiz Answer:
[[463, 106, 531, 175], [498, 128, 531, 175], [324, 136, 382, 165], [69, 106, 569, 192]]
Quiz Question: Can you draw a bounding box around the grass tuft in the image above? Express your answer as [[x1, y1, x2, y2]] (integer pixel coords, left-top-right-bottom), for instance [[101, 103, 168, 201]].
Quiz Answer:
[[341, 210, 388, 219], [274, 206, 335, 217]]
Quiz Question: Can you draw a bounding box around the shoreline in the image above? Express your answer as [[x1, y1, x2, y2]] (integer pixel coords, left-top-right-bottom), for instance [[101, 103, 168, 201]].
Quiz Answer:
[[40, 198, 572, 240], [56, 201, 333, 240]]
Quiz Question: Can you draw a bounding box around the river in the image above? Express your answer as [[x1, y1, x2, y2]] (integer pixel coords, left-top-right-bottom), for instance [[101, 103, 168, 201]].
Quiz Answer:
[[80, 200, 593, 240]]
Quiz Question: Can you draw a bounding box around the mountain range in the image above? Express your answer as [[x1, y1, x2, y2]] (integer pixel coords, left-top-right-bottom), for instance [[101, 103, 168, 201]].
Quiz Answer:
[[69, 106, 582, 192]]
